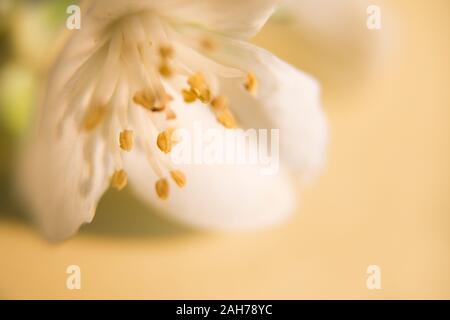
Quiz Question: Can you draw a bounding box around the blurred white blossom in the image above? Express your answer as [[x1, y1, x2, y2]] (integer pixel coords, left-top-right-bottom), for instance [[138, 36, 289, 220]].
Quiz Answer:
[[19, 0, 327, 240]]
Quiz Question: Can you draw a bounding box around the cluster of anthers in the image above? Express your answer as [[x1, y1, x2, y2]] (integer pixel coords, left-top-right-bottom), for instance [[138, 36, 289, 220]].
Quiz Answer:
[[74, 19, 258, 201]]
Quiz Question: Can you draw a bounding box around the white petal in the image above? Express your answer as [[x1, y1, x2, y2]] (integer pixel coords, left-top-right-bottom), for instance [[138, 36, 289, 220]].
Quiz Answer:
[[84, 0, 280, 38], [124, 91, 295, 231], [192, 36, 328, 179], [166, 0, 280, 38], [17, 29, 116, 241], [18, 127, 113, 241]]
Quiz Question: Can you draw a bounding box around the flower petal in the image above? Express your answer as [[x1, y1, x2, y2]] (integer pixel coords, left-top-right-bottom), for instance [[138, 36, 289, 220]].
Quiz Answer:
[[19, 128, 113, 241], [123, 91, 295, 230], [84, 0, 280, 38], [18, 47, 116, 241], [165, 0, 280, 38]]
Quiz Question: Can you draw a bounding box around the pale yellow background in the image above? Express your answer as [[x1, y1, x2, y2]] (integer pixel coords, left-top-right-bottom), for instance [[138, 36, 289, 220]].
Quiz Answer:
[[0, 0, 449, 299]]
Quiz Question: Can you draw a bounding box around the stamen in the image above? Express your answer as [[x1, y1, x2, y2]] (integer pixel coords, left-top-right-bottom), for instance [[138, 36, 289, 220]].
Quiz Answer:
[[159, 63, 173, 78], [197, 90, 211, 104], [133, 89, 170, 112], [182, 89, 197, 103], [187, 73, 204, 90], [244, 72, 258, 95], [157, 128, 174, 154], [217, 109, 237, 129], [155, 178, 169, 200], [82, 105, 107, 131], [133, 89, 157, 111], [170, 170, 186, 188], [165, 108, 177, 120], [159, 45, 174, 59], [111, 170, 128, 190], [119, 130, 134, 151], [211, 95, 228, 111], [188, 73, 211, 103]]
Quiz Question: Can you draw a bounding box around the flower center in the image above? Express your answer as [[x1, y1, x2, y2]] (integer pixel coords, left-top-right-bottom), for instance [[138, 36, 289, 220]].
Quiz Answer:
[[62, 13, 258, 200]]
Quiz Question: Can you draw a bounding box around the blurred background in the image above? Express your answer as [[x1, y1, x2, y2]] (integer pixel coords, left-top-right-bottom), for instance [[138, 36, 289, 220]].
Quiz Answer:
[[0, 0, 449, 299]]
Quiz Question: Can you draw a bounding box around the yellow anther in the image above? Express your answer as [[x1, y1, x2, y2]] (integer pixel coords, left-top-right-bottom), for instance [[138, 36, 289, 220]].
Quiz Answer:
[[165, 109, 177, 120], [188, 73, 205, 88], [159, 45, 174, 59], [198, 89, 211, 104], [119, 130, 134, 151], [133, 90, 156, 111], [211, 95, 228, 111], [157, 129, 174, 154], [170, 170, 186, 188], [217, 109, 237, 129], [82, 105, 107, 131], [159, 63, 173, 78], [133, 90, 169, 112], [188, 73, 211, 103], [111, 170, 127, 191], [155, 178, 169, 200], [182, 89, 197, 103], [244, 72, 258, 95]]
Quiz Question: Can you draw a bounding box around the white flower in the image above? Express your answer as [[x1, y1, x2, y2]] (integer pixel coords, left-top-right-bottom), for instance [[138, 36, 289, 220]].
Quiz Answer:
[[19, 0, 327, 241]]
